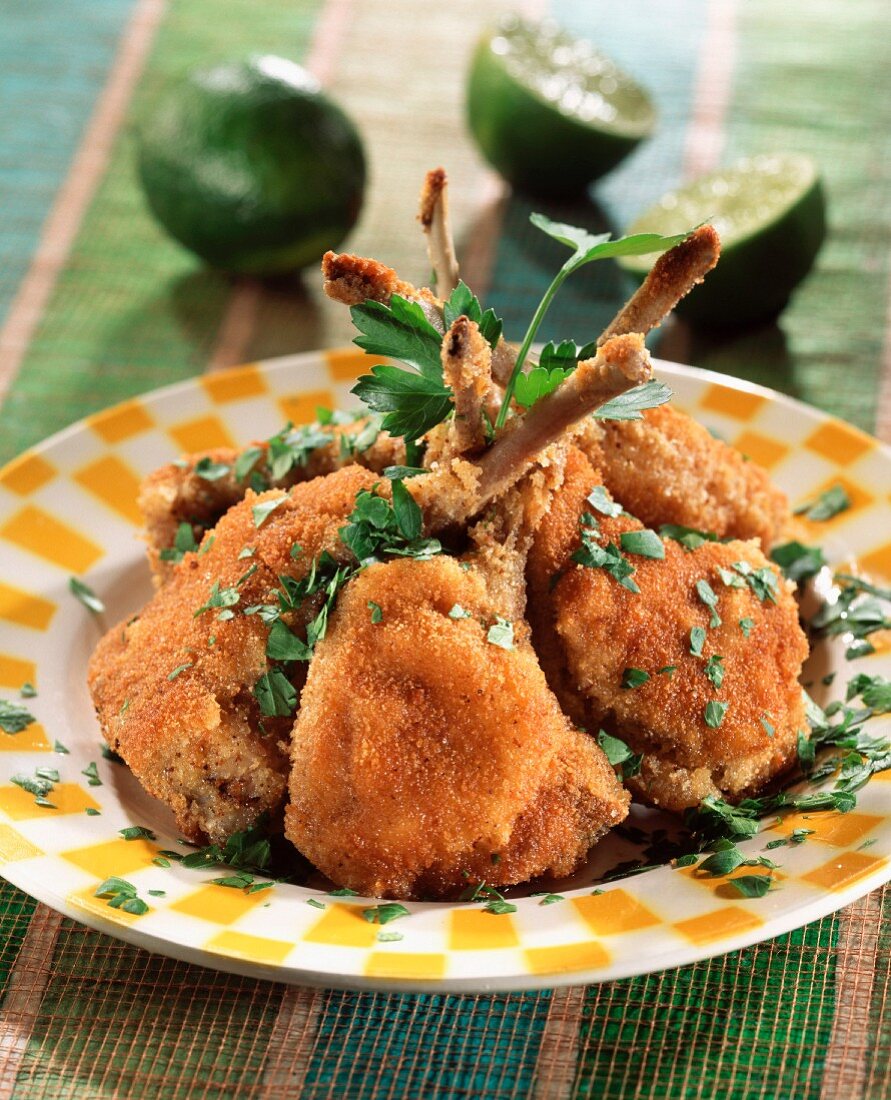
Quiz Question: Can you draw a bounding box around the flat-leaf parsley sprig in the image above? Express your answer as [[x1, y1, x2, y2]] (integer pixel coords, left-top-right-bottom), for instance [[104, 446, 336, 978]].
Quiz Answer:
[[348, 216, 694, 442]]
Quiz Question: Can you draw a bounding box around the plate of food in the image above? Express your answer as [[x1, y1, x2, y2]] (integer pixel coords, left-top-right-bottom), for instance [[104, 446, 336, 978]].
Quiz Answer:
[[0, 172, 887, 992]]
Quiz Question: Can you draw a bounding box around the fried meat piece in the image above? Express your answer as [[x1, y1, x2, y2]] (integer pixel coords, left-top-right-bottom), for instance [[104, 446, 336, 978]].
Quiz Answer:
[[528, 447, 808, 812], [578, 404, 791, 548], [88, 466, 378, 843], [286, 511, 628, 899]]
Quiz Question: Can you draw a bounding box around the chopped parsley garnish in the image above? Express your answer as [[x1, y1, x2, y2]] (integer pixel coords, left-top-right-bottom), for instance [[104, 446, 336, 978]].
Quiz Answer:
[[621, 668, 649, 690], [20, 682, 36, 698], [699, 845, 746, 876], [193, 581, 240, 619], [328, 887, 359, 897], [487, 618, 514, 651], [119, 825, 157, 841], [597, 730, 643, 781], [771, 540, 827, 583], [85, 807, 101, 816], [794, 484, 851, 521], [69, 576, 104, 614], [811, 575, 891, 658], [739, 618, 755, 637], [306, 898, 326, 909], [0, 698, 36, 734], [159, 522, 199, 563], [377, 931, 404, 942], [731, 561, 779, 603], [362, 902, 410, 925], [449, 604, 471, 620], [704, 655, 725, 689], [704, 701, 729, 728], [54, 740, 69, 754], [539, 893, 564, 906], [659, 524, 718, 551], [367, 600, 383, 624], [238, 546, 256, 560], [695, 579, 721, 628], [253, 668, 297, 718], [689, 627, 707, 657], [167, 663, 192, 681], [658, 665, 677, 678], [572, 517, 639, 593], [762, 716, 776, 738], [846, 674, 891, 714], [194, 457, 230, 481], [620, 529, 665, 560], [586, 486, 623, 518], [252, 495, 287, 528], [94, 877, 150, 915], [728, 874, 773, 898], [101, 743, 125, 763], [81, 761, 101, 786]]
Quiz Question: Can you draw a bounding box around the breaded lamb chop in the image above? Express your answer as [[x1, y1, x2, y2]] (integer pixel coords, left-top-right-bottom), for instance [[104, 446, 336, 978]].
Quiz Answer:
[[527, 446, 808, 813]]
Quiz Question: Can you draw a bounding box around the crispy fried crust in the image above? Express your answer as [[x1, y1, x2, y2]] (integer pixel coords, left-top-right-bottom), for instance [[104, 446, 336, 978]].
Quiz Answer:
[[286, 555, 629, 899], [578, 404, 791, 548], [529, 448, 808, 811], [88, 466, 378, 843]]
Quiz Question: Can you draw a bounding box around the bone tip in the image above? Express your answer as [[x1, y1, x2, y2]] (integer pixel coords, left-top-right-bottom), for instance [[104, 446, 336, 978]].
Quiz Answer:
[[419, 167, 447, 228], [600, 333, 652, 383]]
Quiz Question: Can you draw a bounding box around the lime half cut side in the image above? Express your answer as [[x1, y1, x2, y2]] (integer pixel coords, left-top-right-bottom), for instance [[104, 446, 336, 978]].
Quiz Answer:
[[619, 154, 826, 328], [467, 15, 656, 198]]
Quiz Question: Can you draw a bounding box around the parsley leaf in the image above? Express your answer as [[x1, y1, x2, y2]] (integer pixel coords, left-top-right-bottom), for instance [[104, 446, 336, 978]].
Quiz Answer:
[[495, 215, 691, 426], [704, 655, 725, 689], [739, 617, 755, 637], [94, 877, 150, 915], [572, 518, 639, 593], [367, 600, 383, 624], [586, 486, 623, 518], [794, 484, 851, 521], [659, 524, 718, 550], [159, 522, 199, 563], [514, 365, 574, 409], [704, 701, 729, 728], [0, 699, 36, 734], [351, 295, 444, 378], [194, 457, 230, 481], [70, 576, 104, 614], [592, 380, 674, 422], [696, 579, 721, 627], [728, 874, 773, 898], [119, 825, 157, 841], [620, 529, 665, 559], [363, 902, 410, 925], [253, 668, 297, 717], [487, 618, 514, 651], [449, 604, 471, 620], [266, 620, 312, 662], [252, 496, 287, 529], [352, 366, 452, 442], [621, 668, 649, 690], [443, 281, 503, 348], [771, 540, 827, 583], [689, 626, 707, 656], [596, 730, 643, 780]]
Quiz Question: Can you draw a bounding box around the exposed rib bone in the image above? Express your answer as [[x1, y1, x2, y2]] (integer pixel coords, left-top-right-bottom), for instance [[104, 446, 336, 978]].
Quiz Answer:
[[476, 334, 651, 506], [418, 168, 460, 297], [412, 334, 651, 530], [441, 316, 491, 457], [597, 224, 721, 346]]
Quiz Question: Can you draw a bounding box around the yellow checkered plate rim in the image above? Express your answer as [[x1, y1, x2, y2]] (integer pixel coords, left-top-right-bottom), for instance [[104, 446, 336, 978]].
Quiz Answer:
[[0, 352, 888, 993]]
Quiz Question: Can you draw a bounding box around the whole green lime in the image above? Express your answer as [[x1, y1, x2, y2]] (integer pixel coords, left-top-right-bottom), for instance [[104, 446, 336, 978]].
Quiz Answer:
[[619, 154, 826, 328], [466, 15, 655, 198], [136, 56, 366, 275]]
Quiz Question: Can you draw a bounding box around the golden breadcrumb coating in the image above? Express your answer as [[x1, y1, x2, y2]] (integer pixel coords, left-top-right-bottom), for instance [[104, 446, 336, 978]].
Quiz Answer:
[[529, 447, 808, 812], [88, 466, 377, 843], [286, 555, 629, 899], [578, 404, 791, 548]]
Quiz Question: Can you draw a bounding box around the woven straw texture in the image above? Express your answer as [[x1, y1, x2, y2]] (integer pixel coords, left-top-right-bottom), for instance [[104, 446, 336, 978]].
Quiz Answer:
[[0, 0, 889, 1096]]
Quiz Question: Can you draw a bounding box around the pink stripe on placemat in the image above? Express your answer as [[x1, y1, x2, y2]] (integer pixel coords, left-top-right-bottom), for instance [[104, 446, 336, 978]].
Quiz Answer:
[[0, 0, 166, 407]]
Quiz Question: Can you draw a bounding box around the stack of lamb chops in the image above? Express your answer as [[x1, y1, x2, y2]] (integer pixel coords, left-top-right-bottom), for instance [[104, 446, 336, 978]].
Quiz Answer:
[[88, 171, 808, 899]]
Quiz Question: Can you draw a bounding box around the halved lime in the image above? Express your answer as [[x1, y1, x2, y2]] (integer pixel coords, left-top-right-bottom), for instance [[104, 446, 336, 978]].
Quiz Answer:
[[619, 154, 826, 327], [466, 16, 656, 198], [136, 55, 366, 275]]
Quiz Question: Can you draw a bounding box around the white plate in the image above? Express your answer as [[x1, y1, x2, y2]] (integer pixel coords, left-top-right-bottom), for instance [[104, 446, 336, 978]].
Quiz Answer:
[[0, 352, 888, 992]]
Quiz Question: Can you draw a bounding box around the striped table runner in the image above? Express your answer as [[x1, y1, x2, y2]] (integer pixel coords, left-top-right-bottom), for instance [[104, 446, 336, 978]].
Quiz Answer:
[[0, 0, 889, 1096]]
